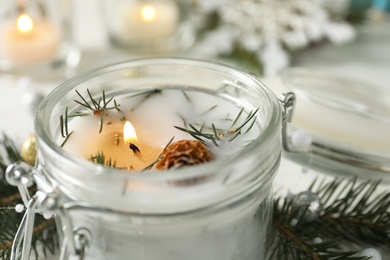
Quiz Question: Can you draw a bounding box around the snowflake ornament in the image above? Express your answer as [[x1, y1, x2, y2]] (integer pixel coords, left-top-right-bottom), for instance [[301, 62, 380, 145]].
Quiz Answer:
[[194, 0, 356, 75]]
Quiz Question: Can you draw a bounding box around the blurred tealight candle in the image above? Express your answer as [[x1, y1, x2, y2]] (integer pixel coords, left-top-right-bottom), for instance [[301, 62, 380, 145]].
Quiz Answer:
[[0, 13, 61, 66], [119, 1, 179, 44]]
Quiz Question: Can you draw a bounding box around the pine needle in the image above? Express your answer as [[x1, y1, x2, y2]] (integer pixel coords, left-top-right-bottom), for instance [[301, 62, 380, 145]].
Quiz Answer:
[[268, 178, 390, 259]]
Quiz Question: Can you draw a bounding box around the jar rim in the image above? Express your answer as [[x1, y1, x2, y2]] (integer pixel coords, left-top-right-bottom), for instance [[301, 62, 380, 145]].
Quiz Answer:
[[35, 58, 282, 180]]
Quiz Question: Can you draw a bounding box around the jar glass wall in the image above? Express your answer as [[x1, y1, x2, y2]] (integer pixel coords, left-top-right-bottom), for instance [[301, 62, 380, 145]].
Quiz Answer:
[[35, 58, 283, 259]]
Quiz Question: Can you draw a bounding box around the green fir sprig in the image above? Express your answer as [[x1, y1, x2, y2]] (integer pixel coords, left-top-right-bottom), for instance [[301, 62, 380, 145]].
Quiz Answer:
[[59, 106, 73, 147], [141, 136, 175, 171], [0, 134, 58, 259], [73, 89, 121, 134], [175, 107, 259, 146], [268, 178, 390, 259], [90, 151, 116, 168], [130, 88, 162, 111], [59, 89, 122, 147], [73, 89, 121, 115]]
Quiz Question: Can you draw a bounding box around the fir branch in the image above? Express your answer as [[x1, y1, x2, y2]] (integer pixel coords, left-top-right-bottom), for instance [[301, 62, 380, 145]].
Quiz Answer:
[[203, 105, 218, 114], [0, 134, 58, 259], [130, 89, 162, 111], [142, 136, 175, 171], [0, 134, 22, 175], [174, 108, 258, 147], [90, 151, 116, 168], [221, 44, 264, 75], [234, 108, 259, 133], [74, 89, 121, 113], [181, 90, 191, 103], [0, 192, 22, 205], [231, 107, 244, 127], [59, 106, 73, 146], [60, 131, 73, 148], [268, 178, 390, 259], [59, 89, 123, 145]]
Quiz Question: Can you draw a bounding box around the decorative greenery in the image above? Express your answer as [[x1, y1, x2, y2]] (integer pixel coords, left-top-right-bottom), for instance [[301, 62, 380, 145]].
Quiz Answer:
[[129, 88, 162, 111], [90, 150, 116, 168], [73, 89, 121, 116], [59, 106, 73, 147], [175, 107, 259, 146], [59, 89, 121, 146], [268, 178, 390, 259], [141, 136, 175, 171], [0, 134, 58, 260]]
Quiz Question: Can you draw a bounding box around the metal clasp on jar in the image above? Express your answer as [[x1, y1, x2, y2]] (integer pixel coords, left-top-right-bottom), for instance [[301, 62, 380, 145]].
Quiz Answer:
[[5, 162, 91, 260], [279, 92, 311, 153]]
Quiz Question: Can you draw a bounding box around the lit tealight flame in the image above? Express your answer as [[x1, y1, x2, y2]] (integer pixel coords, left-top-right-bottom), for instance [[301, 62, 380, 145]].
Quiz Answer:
[[124, 121, 143, 159], [140, 4, 157, 22], [17, 13, 34, 34], [123, 121, 138, 143]]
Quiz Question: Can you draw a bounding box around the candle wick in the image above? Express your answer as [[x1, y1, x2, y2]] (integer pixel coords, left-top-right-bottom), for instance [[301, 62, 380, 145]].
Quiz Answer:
[[129, 143, 141, 154], [129, 143, 145, 162]]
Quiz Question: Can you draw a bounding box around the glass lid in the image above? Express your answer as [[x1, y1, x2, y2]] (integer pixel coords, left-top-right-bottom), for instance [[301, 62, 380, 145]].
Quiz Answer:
[[279, 67, 390, 181]]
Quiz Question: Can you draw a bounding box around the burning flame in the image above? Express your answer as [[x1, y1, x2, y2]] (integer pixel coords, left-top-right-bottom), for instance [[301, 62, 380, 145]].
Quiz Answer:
[[17, 13, 34, 34], [140, 4, 157, 22], [123, 121, 138, 143]]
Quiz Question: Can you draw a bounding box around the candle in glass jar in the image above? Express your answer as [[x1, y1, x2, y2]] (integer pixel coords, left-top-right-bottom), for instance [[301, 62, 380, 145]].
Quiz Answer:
[[37, 59, 282, 260], [0, 13, 60, 65], [118, 1, 179, 43], [57, 86, 266, 259]]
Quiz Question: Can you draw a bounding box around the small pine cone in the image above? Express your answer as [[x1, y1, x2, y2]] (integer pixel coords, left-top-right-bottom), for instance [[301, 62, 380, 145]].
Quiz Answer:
[[154, 140, 214, 170]]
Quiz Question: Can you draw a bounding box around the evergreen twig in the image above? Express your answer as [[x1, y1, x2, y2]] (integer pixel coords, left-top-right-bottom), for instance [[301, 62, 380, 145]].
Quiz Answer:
[[130, 89, 162, 111], [268, 178, 390, 259], [90, 151, 116, 168], [174, 108, 258, 147], [59, 89, 122, 146], [142, 136, 175, 171], [0, 134, 58, 259], [74, 89, 121, 114]]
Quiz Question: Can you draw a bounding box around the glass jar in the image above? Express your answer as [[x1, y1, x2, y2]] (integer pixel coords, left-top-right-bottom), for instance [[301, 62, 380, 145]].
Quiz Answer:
[[100, 0, 195, 53], [0, 0, 79, 74], [34, 58, 284, 259], [280, 67, 390, 181]]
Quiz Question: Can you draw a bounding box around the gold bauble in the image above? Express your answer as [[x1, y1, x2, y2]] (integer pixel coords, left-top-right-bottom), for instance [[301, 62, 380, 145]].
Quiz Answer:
[[21, 134, 37, 166]]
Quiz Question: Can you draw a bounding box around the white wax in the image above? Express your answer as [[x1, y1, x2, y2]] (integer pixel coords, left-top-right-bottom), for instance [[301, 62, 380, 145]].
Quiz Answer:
[[118, 1, 179, 42], [292, 97, 390, 153], [264, 76, 390, 153], [0, 18, 60, 65], [71, 194, 269, 260], [61, 88, 260, 171]]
